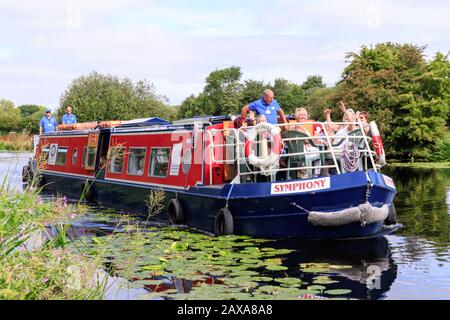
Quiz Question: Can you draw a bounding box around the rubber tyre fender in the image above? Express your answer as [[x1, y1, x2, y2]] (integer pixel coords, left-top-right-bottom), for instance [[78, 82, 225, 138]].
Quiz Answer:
[[214, 207, 234, 236], [168, 198, 184, 224], [22, 165, 31, 182], [385, 203, 397, 225]]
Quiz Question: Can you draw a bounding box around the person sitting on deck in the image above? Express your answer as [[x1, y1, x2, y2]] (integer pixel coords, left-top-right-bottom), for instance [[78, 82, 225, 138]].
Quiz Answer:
[[290, 107, 316, 135], [287, 108, 323, 179], [323, 107, 358, 145], [338, 100, 370, 136]]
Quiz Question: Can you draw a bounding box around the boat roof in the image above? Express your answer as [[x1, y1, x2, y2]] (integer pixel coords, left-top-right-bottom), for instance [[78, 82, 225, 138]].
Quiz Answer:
[[117, 117, 171, 127], [40, 115, 234, 137]]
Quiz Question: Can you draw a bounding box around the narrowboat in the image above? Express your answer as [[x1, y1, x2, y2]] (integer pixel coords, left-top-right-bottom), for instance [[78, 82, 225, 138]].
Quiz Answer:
[[23, 115, 398, 239]]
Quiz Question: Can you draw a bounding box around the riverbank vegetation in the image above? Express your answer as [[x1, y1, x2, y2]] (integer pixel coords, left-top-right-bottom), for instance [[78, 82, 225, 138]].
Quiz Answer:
[[0, 131, 32, 152], [0, 183, 106, 299]]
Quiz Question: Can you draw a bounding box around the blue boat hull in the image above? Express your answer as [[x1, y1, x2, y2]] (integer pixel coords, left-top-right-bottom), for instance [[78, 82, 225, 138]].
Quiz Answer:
[[36, 170, 397, 239]]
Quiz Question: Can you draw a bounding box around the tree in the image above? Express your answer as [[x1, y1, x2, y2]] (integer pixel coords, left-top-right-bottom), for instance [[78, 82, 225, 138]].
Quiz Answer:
[[17, 105, 46, 133], [335, 43, 449, 159], [305, 87, 339, 121], [301, 75, 327, 95], [0, 99, 22, 133], [178, 94, 208, 119], [239, 79, 268, 106], [271, 78, 306, 114], [203, 66, 243, 115], [18, 104, 42, 118], [59, 72, 176, 122]]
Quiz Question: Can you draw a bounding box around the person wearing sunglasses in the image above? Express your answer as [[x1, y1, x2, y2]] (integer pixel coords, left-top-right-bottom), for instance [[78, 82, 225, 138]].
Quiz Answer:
[[39, 108, 58, 134]]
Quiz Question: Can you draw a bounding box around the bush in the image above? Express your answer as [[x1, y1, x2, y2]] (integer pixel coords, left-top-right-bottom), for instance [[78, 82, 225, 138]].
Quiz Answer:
[[430, 133, 450, 162]]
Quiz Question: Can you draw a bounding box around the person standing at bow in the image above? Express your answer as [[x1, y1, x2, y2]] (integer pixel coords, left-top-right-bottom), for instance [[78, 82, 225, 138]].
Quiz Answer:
[[39, 109, 58, 134], [61, 106, 77, 124], [241, 89, 288, 126]]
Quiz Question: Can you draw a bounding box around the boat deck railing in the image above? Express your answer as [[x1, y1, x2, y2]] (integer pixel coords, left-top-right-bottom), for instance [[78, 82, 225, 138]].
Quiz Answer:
[[206, 120, 382, 184]]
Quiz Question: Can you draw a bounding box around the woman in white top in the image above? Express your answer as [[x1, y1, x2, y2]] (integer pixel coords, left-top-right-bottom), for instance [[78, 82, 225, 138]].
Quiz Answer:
[[323, 107, 358, 146]]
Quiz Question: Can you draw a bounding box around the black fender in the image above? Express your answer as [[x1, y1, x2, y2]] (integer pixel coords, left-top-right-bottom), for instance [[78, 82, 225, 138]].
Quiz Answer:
[[22, 165, 31, 182], [214, 207, 234, 236], [168, 198, 184, 224], [385, 203, 397, 225]]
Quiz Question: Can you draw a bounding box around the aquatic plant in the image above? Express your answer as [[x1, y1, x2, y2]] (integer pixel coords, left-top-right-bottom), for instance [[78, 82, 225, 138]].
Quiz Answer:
[[430, 133, 450, 162], [0, 174, 108, 300], [145, 189, 165, 218]]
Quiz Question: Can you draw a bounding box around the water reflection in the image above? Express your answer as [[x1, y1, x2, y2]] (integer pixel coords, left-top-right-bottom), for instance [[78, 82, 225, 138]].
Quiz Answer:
[[383, 167, 450, 244], [268, 238, 396, 300]]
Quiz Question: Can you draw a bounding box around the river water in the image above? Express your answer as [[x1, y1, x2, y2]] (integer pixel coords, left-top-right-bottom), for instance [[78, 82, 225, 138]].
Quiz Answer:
[[2, 152, 450, 300]]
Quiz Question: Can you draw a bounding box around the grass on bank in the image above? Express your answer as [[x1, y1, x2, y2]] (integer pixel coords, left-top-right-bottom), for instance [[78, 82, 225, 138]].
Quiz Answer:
[[388, 162, 450, 169], [0, 131, 33, 152], [0, 179, 107, 300]]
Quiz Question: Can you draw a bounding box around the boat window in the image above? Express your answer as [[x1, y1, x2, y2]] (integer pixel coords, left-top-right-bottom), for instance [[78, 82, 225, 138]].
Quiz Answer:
[[149, 148, 170, 178], [56, 147, 68, 165], [108, 147, 125, 174], [81, 147, 87, 167], [41, 146, 50, 163], [86, 147, 97, 170], [127, 148, 146, 176], [72, 148, 78, 165]]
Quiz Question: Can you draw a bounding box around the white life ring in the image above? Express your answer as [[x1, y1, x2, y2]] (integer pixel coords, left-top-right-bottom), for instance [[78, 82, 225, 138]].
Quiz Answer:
[[244, 123, 282, 174]]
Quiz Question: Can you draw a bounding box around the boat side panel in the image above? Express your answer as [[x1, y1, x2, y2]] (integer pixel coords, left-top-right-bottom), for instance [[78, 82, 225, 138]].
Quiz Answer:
[[38, 135, 95, 178], [105, 131, 204, 189]]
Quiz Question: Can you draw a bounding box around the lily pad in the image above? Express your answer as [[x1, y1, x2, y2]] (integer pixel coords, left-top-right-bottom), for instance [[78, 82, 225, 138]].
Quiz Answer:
[[307, 285, 326, 291], [266, 265, 288, 271], [264, 258, 283, 265], [252, 276, 273, 282], [324, 289, 352, 296], [140, 264, 165, 271], [312, 276, 339, 285], [171, 241, 188, 251], [274, 277, 303, 286]]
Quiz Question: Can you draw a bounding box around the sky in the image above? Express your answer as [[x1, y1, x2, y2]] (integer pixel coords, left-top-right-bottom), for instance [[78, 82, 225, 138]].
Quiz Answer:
[[0, 0, 449, 110]]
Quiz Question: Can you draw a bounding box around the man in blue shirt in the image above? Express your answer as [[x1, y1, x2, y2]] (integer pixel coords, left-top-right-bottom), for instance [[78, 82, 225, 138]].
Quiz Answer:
[[39, 109, 58, 134], [241, 89, 288, 125], [61, 106, 77, 124]]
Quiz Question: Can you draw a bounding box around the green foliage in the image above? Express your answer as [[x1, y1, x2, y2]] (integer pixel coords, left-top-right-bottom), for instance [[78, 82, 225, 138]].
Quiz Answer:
[[0, 99, 22, 133], [0, 183, 107, 300], [310, 43, 450, 160], [430, 133, 450, 162], [18, 107, 46, 134], [59, 71, 176, 122], [177, 67, 309, 119], [301, 75, 327, 97], [271, 78, 306, 114], [305, 87, 339, 121], [239, 79, 268, 106], [18, 105, 42, 118], [203, 66, 243, 116]]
